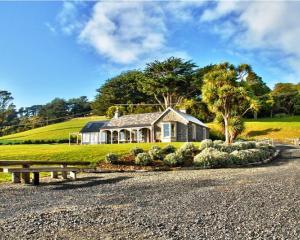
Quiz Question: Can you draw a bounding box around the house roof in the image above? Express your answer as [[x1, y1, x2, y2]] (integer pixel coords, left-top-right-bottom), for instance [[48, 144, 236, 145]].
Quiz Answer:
[[152, 107, 208, 128], [106, 112, 162, 128], [80, 108, 208, 133], [80, 121, 109, 133]]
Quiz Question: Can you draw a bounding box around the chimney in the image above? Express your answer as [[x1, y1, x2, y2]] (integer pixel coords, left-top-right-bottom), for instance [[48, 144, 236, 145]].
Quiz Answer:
[[179, 108, 186, 113], [114, 108, 121, 119]]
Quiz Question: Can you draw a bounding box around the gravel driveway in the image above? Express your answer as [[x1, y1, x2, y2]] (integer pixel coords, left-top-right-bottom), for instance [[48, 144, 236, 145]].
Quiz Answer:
[[0, 156, 299, 240]]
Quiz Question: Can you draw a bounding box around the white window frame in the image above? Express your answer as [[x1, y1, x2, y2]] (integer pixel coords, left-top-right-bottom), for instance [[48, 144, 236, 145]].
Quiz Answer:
[[163, 122, 176, 138]]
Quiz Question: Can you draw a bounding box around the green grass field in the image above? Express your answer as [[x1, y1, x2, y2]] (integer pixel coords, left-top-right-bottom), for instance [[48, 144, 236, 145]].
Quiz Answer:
[[0, 142, 188, 183], [207, 116, 300, 140], [0, 116, 106, 143]]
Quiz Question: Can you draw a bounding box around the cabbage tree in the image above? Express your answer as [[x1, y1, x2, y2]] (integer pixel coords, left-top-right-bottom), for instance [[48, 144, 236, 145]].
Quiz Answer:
[[202, 63, 260, 144]]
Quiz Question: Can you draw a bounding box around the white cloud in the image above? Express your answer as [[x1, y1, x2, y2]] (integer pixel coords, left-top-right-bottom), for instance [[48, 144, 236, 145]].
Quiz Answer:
[[57, 1, 85, 35], [79, 1, 167, 64], [200, 1, 300, 83]]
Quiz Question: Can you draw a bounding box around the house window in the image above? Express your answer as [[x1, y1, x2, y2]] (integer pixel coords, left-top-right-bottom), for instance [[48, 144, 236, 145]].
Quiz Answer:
[[163, 123, 176, 138], [163, 123, 170, 137]]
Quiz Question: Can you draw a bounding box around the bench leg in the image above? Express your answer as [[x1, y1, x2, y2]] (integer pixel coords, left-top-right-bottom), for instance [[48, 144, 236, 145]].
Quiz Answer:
[[12, 172, 21, 183], [33, 173, 39, 185], [61, 171, 68, 179], [21, 173, 30, 184], [70, 171, 77, 180], [61, 164, 68, 179], [51, 171, 58, 179]]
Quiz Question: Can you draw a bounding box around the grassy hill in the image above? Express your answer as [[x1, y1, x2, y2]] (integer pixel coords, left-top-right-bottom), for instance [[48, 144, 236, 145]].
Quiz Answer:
[[1, 115, 299, 144], [0, 116, 106, 143], [207, 116, 300, 141]]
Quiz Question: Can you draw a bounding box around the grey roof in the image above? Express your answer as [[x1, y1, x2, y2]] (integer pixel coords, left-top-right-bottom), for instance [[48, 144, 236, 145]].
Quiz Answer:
[[106, 112, 162, 128], [173, 109, 208, 128], [80, 121, 109, 133]]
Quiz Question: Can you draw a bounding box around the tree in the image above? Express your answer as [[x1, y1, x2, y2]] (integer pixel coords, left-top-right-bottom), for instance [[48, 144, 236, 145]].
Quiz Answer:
[[68, 96, 91, 117], [0, 90, 18, 136], [271, 83, 300, 115], [139, 57, 198, 109], [38, 98, 68, 124], [202, 63, 260, 144], [92, 70, 151, 115]]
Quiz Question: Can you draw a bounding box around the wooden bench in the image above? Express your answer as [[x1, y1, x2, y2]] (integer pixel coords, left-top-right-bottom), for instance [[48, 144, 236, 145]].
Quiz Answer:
[[0, 160, 92, 185]]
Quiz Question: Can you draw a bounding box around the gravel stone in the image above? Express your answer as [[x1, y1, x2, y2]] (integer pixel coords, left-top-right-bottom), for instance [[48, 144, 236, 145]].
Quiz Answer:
[[0, 155, 299, 239]]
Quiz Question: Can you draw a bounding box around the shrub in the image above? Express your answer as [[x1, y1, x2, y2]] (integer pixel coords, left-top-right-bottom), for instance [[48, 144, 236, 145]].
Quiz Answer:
[[199, 139, 213, 151], [164, 153, 183, 166], [162, 144, 176, 154], [176, 142, 196, 164], [130, 147, 144, 156], [230, 148, 270, 164], [149, 146, 163, 160], [213, 140, 224, 146], [135, 153, 152, 166], [194, 148, 233, 168], [105, 153, 119, 164], [233, 141, 256, 150]]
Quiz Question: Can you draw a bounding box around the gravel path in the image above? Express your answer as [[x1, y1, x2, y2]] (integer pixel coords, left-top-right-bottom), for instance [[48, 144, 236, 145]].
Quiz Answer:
[[0, 156, 299, 239]]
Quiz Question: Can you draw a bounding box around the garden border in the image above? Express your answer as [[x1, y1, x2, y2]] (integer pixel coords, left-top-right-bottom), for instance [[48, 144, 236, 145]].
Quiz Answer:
[[93, 149, 281, 173]]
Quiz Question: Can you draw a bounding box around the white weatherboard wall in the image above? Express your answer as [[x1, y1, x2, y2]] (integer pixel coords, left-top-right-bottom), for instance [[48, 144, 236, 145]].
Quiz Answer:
[[82, 132, 100, 144]]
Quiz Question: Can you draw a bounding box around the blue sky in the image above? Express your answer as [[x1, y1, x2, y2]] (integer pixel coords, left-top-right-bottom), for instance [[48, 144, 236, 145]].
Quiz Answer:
[[0, 1, 299, 108]]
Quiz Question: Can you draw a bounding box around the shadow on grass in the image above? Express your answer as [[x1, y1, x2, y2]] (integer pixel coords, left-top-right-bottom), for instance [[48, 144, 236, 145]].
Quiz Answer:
[[44, 176, 132, 190], [247, 128, 281, 137]]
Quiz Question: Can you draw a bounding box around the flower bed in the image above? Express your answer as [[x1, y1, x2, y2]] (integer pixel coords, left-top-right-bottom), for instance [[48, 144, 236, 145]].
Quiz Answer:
[[99, 140, 277, 171]]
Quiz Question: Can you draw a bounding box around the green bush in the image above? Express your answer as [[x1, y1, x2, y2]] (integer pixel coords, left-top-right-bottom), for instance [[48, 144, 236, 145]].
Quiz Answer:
[[199, 139, 213, 151], [162, 144, 176, 154], [194, 148, 233, 168], [149, 146, 163, 160], [105, 153, 119, 164], [135, 153, 152, 166], [213, 140, 224, 146], [176, 142, 196, 163], [130, 147, 144, 156], [230, 148, 270, 164], [163, 153, 183, 167], [233, 141, 256, 150], [180, 142, 197, 153]]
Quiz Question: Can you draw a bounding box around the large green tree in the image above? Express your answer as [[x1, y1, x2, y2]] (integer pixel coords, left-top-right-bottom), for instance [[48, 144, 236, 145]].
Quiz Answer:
[[202, 63, 260, 144], [92, 70, 151, 115], [0, 90, 18, 136], [139, 57, 198, 109]]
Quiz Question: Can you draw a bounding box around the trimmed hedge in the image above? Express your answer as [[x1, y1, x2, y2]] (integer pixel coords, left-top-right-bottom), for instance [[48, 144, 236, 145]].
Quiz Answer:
[[148, 146, 163, 160], [162, 144, 176, 154], [135, 153, 152, 166], [105, 153, 119, 164], [164, 153, 183, 167], [194, 148, 234, 168], [130, 147, 144, 156]]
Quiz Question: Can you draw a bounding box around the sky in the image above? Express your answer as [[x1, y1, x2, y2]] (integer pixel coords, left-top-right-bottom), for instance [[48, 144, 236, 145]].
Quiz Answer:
[[0, 1, 299, 108]]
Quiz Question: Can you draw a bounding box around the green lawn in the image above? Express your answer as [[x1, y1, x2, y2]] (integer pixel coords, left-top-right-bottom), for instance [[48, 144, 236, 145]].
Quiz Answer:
[[208, 116, 300, 140], [0, 142, 189, 183], [0, 116, 106, 143]]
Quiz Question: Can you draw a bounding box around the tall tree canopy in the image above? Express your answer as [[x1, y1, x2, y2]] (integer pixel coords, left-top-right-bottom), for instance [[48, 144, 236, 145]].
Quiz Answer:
[[202, 63, 260, 144], [139, 57, 198, 109], [92, 70, 151, 115], [0, 90, 18, 135]]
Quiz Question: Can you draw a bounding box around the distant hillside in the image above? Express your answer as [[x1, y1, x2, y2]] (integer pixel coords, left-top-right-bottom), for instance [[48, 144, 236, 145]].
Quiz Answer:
[[208, 116, 300, 141], [0, 116, 106, 143]]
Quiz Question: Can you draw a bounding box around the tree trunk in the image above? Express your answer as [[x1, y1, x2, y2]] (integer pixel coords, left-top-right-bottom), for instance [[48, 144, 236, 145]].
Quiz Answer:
[[224, 116, 230, 144], [254, 111, 257, 119]]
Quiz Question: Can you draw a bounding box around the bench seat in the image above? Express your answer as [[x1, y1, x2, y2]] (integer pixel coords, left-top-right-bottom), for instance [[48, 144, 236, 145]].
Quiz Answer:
[[3, 167, 88, 185]]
